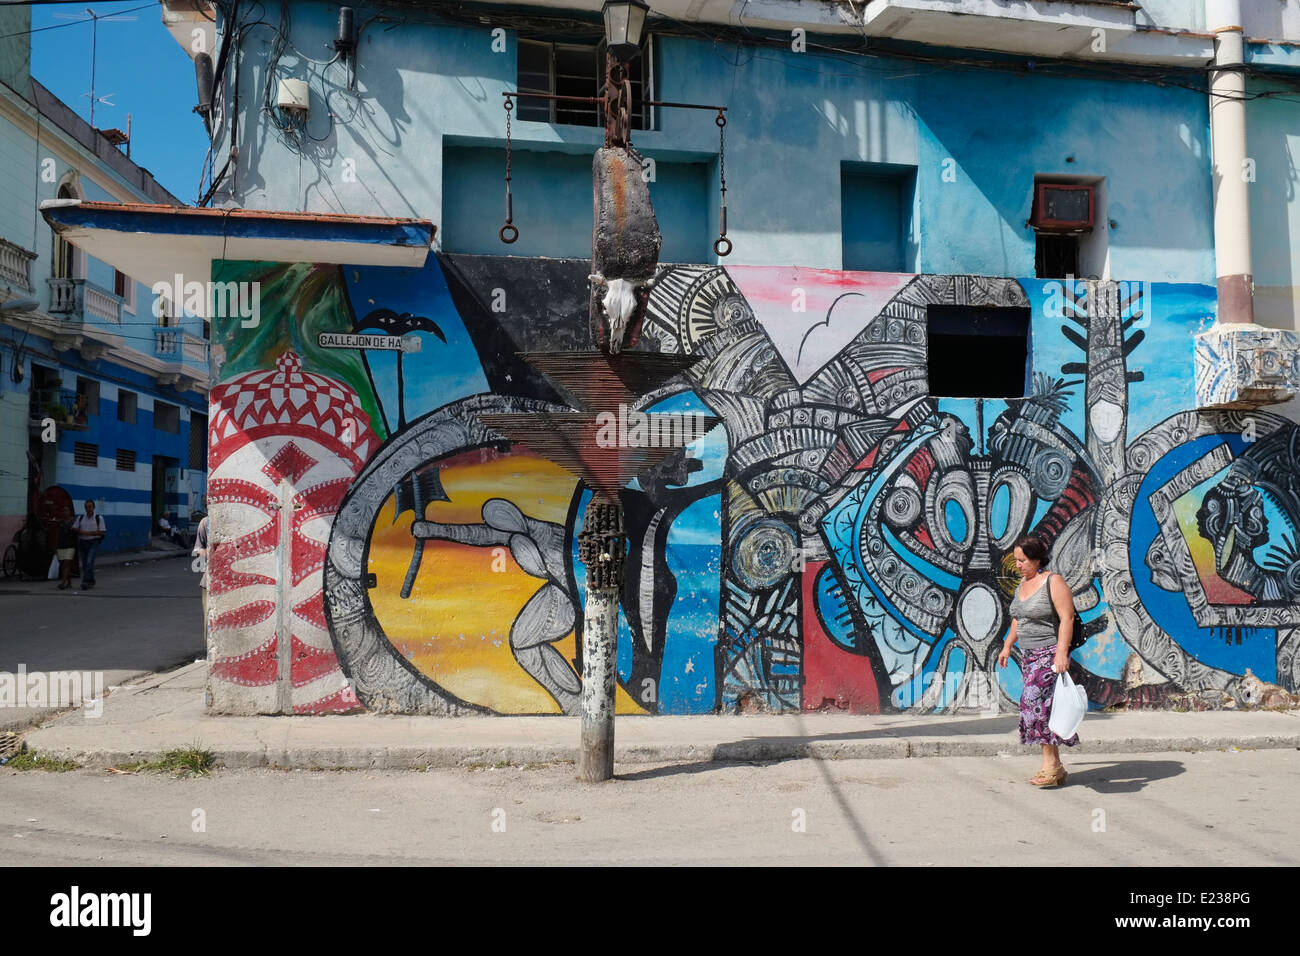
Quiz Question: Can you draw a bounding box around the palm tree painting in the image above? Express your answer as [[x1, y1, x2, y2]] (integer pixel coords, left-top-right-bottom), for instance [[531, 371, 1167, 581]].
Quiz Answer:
[[354, 309, 447, 432]]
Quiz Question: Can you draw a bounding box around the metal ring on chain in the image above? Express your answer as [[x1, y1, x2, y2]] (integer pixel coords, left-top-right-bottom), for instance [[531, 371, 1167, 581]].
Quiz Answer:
[[499, 224, 518, 243], [715, 112, 726, 127], [714, 236, 732, 257]]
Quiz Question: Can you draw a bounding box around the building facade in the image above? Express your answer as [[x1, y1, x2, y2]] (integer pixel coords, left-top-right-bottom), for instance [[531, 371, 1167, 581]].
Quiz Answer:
[[49, 0, 1300, 713], [0, 5, 210, 558]]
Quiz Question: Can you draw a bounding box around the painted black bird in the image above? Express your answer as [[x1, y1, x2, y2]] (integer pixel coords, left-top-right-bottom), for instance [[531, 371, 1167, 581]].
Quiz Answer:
[[354, 309, 446, 430]]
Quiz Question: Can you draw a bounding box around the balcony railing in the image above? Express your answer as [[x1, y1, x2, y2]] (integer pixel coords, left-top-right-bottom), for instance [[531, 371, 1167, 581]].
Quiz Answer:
[[156, 327, 180, 356], [47, 277, 123, 325], [154, 328, 209, 389], [0, 237, 37, 291]]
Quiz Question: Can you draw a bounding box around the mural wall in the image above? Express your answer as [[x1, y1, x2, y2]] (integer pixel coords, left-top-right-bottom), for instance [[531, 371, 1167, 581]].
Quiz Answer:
[[205, 255, 1300, 715]]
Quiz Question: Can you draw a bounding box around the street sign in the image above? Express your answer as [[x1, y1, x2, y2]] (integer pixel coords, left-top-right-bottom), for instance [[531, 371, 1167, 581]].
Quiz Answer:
[[317, 333, 423, 353]]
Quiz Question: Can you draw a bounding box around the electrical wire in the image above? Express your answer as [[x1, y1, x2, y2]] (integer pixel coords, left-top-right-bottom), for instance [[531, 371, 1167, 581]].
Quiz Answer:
[[0, 0, 155, 39]]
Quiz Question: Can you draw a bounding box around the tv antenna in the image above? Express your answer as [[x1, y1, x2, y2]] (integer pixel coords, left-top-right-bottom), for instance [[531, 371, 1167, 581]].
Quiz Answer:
[[52, 8, 137, 129]]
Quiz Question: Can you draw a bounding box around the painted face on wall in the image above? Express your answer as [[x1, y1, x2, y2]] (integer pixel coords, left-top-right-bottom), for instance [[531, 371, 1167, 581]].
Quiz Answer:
[[1197, 473, 1269, 563]]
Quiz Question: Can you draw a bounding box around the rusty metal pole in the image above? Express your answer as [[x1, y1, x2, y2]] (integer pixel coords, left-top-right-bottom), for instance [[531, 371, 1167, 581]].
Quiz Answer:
[[576, 495, 625, 781], [574, 52, 631, 784], [572, 46, 654, 782]]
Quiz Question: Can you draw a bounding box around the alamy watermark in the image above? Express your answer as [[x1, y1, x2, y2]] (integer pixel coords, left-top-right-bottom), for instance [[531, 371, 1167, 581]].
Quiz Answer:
[[49, 886, 151, 936], [595, 403, 710, 449], [0, 664, 104, 718], [1041, 274, 1151, 329], [152, 274, 261, 328]]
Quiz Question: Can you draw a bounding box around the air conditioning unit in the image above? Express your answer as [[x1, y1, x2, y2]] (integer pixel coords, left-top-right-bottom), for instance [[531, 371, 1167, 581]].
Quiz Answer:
[[1032, 183, 1094, 232]]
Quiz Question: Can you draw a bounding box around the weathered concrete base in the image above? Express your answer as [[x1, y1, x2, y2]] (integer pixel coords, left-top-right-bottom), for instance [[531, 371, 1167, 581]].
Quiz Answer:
[[18, 663, 1300, 771], [1194, 321, 1300, 407], [578, 589, 618, 782]]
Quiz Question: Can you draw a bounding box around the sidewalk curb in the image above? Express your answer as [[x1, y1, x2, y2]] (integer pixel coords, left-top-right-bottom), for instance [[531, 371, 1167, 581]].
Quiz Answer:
[[99, 550, 189, 568], [34, 733, 1300, 771]]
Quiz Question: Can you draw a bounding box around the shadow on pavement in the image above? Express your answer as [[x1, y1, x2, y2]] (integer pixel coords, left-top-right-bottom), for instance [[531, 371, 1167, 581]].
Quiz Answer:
[[1062, 758, 1186, 793]]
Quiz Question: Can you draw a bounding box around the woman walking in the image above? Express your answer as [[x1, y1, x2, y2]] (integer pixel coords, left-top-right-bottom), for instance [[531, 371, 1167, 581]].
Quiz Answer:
[[997, 535, 1078, 787]]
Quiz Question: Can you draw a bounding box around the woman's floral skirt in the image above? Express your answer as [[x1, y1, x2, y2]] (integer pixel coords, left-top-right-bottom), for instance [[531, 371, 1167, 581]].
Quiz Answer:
[[1019, 646, 1081, 747]]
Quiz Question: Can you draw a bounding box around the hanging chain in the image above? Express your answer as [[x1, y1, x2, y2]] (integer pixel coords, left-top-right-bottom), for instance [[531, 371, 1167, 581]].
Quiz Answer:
[[500, 97, 518, 243], [713, 110, 731, 257]]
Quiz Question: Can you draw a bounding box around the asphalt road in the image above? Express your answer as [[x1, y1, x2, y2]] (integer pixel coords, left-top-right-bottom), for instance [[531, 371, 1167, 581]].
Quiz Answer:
[[0, 749, 1295, 866], [0, 557, 204, 674]]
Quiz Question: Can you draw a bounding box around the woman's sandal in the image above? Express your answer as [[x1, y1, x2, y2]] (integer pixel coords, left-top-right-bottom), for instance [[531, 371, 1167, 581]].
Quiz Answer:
[[1031, 765, 1068, 787]]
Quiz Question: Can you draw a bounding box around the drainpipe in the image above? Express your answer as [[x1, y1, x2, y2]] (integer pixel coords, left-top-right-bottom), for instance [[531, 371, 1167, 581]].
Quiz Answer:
[[1207, 0, 1254, 325]]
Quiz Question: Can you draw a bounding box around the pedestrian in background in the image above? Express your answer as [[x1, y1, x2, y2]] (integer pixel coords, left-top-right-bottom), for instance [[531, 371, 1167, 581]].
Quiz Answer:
[[74, 499, 106, 590], [55, 506, 76, 590], [997, 535, 1079, 787], [193, 511, 210, 640]]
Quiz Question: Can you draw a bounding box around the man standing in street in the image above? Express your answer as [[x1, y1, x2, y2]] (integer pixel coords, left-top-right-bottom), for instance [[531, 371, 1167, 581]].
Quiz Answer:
[[74, 499, 105, 590], [193, 509, 210, 641]]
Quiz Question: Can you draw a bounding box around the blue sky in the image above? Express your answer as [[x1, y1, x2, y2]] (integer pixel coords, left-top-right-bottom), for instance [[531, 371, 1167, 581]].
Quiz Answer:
[[30, 2, 210, 203]]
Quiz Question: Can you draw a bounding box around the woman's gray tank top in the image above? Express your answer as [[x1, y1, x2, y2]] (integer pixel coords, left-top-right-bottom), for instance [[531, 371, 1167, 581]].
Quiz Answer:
[[1009, 576, 1060, 651]]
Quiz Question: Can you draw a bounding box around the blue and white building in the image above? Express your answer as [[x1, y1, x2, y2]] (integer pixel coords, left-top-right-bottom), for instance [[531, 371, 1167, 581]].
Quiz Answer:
[[0, 4, 209, 554]]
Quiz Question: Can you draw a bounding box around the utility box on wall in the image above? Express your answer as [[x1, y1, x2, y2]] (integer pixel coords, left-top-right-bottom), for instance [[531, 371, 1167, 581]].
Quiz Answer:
[[1194, 324, 1300, 409]]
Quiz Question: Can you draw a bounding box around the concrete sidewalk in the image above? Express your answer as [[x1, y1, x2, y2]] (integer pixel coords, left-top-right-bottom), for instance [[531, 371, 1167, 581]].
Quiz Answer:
[[17, 662, 1300, 770], [0, 544, 187, 591]]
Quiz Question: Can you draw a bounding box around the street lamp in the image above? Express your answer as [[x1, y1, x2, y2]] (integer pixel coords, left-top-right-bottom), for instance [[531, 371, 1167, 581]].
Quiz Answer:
[[603, 0, 649, 62]]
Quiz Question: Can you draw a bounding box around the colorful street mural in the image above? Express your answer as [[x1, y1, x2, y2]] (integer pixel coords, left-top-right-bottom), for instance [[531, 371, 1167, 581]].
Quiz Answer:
[[205, 256, 1300, 715]]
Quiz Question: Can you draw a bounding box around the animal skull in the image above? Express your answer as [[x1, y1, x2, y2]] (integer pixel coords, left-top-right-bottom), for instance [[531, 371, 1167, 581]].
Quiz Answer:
[[590, 272, 659, 354]]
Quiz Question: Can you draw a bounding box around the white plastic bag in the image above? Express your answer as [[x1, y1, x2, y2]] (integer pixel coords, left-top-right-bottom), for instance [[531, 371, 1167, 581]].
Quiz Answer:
[[48, 554, 60, 580], [1048, 670, 1087, 739]]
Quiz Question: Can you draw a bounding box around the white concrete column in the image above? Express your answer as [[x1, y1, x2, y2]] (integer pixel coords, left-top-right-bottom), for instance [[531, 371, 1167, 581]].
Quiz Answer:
[[1207, 0, 1254, 324]]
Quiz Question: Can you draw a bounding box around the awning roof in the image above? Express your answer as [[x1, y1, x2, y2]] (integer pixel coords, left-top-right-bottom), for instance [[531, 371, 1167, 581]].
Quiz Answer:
[[40, 201, 435, 313]]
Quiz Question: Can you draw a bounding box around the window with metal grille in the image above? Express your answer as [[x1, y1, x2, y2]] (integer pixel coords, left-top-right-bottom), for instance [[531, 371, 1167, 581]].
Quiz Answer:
[[1035, 234, 1079, 279], [74, 442, 99, 467], [189, 412, 207, 470], [116, 448, 135, 472], [516, 36, 651, 129]]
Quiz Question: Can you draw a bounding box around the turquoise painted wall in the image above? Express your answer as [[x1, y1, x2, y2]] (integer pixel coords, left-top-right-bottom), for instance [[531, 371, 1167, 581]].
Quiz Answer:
[[1246, 76, 1300, 334], [217, 2, 1213, 283]]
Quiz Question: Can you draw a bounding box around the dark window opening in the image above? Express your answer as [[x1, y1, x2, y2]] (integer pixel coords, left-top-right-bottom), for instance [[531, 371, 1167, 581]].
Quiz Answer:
[[75, 377, 99, 419], [516, 37, 650, 129], [117, 390, 137, 424], [1035, 233, 1078, 279], [926, 305, 1031, 398], [189, 412, 207, 470], [116, 448, 135, 472], [154, 400, 180, 434], [52, 185, 76, 279]]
